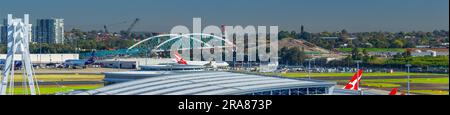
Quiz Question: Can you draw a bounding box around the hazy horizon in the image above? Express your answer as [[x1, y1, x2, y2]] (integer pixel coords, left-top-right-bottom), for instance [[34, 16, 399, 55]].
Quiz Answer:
[[1, 0, 448, 33]]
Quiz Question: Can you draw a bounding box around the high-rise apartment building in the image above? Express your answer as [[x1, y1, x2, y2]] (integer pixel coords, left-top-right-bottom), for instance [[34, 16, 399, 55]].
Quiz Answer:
[[1, 18, 32, 44], [0, 19, 6, 44], [33, 18, 64, 44]]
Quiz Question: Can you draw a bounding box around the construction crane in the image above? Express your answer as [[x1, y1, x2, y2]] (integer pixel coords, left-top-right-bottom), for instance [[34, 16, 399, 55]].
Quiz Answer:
[[101, 18, 140, 39], [125, 18, 140, 38]]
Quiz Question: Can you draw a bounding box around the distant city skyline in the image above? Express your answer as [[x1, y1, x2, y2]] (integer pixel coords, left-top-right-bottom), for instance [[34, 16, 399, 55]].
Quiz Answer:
[[0, 0, 448, 33]]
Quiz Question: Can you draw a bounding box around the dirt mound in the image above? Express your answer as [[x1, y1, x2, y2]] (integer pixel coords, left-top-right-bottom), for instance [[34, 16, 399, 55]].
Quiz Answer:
[[279, 38, 330, 54]]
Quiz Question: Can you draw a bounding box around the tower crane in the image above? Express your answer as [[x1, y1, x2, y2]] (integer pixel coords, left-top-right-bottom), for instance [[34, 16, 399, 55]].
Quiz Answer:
[[101, 18, 140, 39]]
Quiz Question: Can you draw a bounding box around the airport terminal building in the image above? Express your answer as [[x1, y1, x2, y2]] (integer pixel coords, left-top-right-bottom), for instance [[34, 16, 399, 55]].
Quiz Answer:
[[77, 71, 336, 95]]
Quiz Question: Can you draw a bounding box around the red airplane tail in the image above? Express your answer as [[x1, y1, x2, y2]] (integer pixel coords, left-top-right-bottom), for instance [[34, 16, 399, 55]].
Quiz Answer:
[[389, 88, 398, 95], [389, 88, 407, 95], [174, 51, 187, 65], [343, 69, 363, 91]]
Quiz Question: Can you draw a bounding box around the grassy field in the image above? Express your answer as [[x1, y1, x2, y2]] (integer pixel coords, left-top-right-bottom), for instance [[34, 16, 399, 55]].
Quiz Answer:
[[279, 72, 448, 78], [359, 82, 401, 88], [335, 77, 449, 95], [337, 48, 406, 52], [274, 72, 449, 95], [386, 56, 449, 67], [410, 90, 449, 95], [4, 74, 105, 95], [8, 84, 103, 95], [337, 78, 449, 87], [11, 74, 104, 82], [363, 77, 449, 84]]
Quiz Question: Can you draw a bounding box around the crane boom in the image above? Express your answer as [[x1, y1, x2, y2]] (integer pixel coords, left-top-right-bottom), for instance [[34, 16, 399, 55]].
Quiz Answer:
[[126, 18, 140, 37]]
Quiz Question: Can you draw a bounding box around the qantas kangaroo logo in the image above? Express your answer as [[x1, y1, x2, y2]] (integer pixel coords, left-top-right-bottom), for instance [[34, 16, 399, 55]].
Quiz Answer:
[[343, 70, 363, 91]]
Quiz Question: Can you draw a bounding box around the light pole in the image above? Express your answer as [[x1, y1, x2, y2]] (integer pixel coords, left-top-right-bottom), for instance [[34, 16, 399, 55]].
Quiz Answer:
[[305, 59, 312, 79], [258, 54, 263, 72], [248, 54, 251, 72], [259, 54, 262, 67], [406, 64, 411, 95], [233, 46, 236, 71], [354, 60, 362, 70], [117, 55, 121, 70], [354, 60, 363, 95], [248, 43, 256, 72], [308, 59, 311, 79]]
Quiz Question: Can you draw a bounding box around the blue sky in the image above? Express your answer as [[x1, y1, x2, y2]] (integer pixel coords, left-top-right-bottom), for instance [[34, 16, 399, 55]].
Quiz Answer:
[[0, 0, 448, 32]]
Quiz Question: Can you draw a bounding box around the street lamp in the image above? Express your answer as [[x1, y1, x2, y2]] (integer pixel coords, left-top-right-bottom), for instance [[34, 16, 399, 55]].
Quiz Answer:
[[354, 60, 362, 70], [117, 54, 122, 70], [305, 59, 313, 79], [248, 54, 251, 72], [406, 64, 412, 95], [248, 43, 257, 72], [354, 60, 363, 94]]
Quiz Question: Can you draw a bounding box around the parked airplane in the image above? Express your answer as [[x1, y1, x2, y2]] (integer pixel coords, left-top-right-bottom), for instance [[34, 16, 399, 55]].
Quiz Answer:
[[0, 59, 23, 70], [173, 52, 229, 68], [63, 52, 96, 69]]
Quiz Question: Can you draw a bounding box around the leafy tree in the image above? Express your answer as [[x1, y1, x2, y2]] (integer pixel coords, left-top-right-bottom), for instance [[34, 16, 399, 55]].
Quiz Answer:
[[279, 47, 306, 65], [419, 37, 430, 45], [279, 47, 289, 65], [351, 47, 360, 60], [393, 39, 405, 48]]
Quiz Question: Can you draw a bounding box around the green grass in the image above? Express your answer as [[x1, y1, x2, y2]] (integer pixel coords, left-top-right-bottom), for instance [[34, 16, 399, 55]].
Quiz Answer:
[[280, 72, 448, 78], [334, 77, 448, 95], [5, 74, 105, 95], [337, 48, 406, 52], [363, 77, 449, 84], [359, 82, 401, 88], [410, 90, 449, 95], [274, 71, 448, 95], [386, 56, 449, 67], [11, 74, 104, 82], [8, 84, 103, 95]]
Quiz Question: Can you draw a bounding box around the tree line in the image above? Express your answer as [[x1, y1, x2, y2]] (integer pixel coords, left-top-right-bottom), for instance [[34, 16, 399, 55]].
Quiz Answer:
[[0, 37, 136, 54], [279, 29, 449, 49]]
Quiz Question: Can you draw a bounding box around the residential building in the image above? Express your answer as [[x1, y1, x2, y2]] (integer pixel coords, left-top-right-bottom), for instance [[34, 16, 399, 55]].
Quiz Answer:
[[33, 18, 64, 44]]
